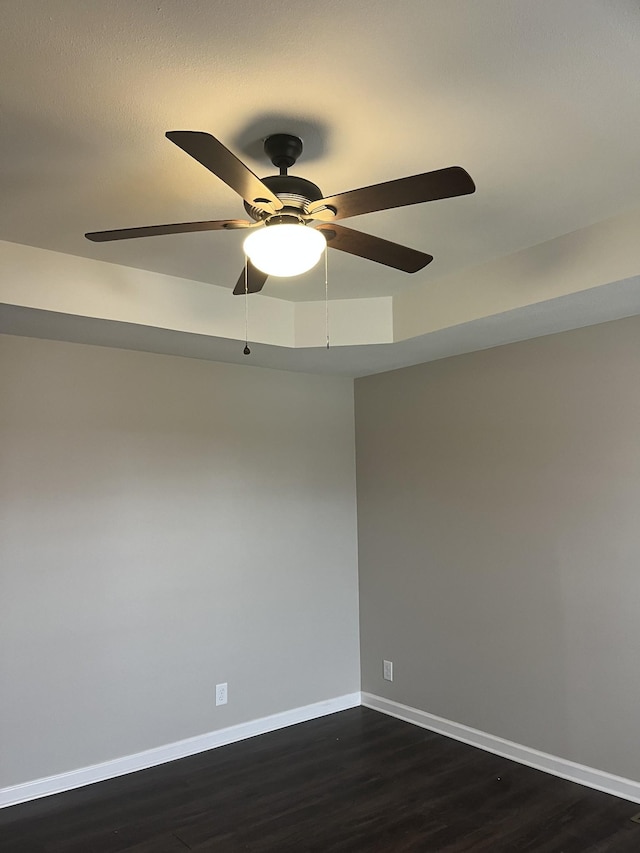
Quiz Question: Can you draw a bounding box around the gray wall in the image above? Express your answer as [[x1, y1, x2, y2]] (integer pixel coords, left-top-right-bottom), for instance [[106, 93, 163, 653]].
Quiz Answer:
[[0, 335, 360, 788], [356, 314, 640, 782]]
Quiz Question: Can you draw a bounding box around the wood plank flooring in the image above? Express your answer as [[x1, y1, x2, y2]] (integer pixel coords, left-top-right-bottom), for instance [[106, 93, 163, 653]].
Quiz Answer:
[[1, 707, 639, 852]]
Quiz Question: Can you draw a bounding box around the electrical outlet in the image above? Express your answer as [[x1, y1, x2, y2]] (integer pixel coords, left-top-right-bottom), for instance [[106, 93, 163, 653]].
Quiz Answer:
[[215, 682, 228, 706], [383, 660, 393, 682]]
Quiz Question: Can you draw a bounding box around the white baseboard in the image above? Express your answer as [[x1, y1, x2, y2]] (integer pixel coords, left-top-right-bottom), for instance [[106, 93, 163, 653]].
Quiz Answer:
[[361, 692, 640, 805], [0, 692, 361, 809], [6, 691, 639, 810]]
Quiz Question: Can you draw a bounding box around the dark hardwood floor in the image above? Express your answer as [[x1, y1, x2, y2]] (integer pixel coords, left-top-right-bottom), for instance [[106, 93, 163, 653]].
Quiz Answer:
[[1, 707, 639, 852]]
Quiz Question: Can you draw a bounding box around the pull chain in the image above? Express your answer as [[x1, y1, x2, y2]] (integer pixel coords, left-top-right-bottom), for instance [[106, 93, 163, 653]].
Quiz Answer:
[[325, 246, 330, 350], [243, 258, 251, 355]]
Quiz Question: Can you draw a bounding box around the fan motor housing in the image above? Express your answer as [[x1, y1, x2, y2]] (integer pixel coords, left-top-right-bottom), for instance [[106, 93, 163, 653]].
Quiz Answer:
[[244, 175, 324, 221]]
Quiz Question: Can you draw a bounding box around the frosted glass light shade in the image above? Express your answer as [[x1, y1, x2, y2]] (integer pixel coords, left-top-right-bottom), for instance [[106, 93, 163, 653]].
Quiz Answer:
[[243, 224, 326, 277]]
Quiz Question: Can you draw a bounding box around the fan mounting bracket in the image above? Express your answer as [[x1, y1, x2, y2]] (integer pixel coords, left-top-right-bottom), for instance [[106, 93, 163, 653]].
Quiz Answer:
[[264, 134, 304, 171]]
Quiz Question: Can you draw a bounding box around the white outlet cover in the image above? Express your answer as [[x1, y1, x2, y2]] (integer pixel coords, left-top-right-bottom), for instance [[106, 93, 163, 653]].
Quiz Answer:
[[215, 682, 228, 706], [383, 660, 393, 681]]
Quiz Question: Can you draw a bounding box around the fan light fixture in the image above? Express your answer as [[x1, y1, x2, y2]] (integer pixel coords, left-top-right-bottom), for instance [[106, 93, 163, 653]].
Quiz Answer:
[[243, 223, 326, 278]]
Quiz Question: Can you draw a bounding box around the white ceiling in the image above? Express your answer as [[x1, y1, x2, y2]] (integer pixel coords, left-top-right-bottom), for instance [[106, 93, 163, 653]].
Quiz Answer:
[[1, 0, 640, 374]]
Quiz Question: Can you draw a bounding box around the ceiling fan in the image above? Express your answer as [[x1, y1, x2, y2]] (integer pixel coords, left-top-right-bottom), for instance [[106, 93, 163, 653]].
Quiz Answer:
[[85, 131, 476, 295]]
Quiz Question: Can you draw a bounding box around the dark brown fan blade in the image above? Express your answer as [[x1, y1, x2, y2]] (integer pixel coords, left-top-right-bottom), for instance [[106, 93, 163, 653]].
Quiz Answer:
[[85, 219, 255, 242], [307, 166, 475, 221], [317, 224, 432, 273], [166, 131, 283, 213], [233, 261, 269, 295]]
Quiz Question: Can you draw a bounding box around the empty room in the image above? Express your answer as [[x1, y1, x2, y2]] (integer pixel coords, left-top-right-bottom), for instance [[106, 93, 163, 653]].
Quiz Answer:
[[2, 2, 640, 850]]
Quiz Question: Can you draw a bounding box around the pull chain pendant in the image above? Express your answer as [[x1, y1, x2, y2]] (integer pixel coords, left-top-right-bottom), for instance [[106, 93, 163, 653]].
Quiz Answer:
[[243, 258, 251, 356], [325, 247, 330, 350]]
